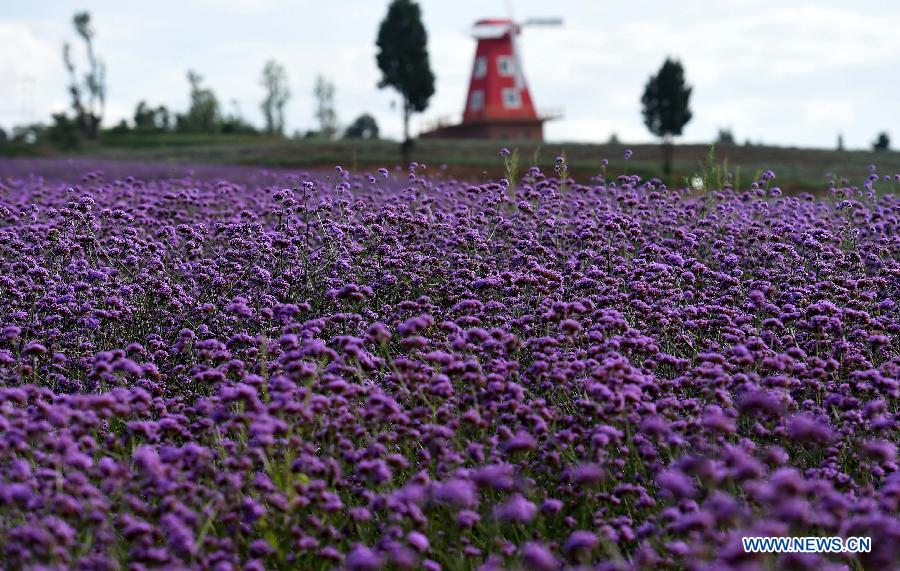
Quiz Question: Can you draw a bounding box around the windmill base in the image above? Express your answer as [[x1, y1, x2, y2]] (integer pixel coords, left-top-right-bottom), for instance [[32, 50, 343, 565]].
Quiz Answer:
[[420, 119, 545, 141]]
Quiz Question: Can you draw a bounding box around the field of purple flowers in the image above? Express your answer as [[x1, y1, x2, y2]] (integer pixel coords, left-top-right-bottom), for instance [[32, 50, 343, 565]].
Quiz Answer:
[[0, 156, 897, 570]]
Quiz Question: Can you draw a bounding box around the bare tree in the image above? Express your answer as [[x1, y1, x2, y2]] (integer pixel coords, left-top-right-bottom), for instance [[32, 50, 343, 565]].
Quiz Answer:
[[260, 60, 290, 136], [314, 75, 337, 140], [63, 11, 105, 138]]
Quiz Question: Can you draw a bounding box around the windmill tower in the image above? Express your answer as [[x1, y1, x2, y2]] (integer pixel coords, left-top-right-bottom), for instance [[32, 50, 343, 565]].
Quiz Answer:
[[421, 16, 562, 141]]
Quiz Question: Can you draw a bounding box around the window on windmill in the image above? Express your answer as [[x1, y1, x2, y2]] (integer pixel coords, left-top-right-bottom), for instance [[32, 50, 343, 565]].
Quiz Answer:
[[502, 88, 521, 109], [469, 90, 485, 111], [497, 56, 515, 76], [473, 57, 487, 79]]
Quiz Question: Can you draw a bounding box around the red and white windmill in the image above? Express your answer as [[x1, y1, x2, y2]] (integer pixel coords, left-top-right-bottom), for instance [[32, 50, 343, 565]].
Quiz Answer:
[[421, 15, 562, 141]]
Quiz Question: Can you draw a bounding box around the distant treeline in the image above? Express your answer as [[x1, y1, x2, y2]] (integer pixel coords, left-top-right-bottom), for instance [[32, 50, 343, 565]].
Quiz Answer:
[[2, 11, 382, 151]]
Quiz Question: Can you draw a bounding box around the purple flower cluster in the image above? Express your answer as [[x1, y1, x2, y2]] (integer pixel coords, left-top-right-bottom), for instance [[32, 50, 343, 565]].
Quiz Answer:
[[0, 158, 897, 570]]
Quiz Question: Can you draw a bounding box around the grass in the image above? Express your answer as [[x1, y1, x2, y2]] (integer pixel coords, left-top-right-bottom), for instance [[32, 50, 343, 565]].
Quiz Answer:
[[4, 133, 900, 193]]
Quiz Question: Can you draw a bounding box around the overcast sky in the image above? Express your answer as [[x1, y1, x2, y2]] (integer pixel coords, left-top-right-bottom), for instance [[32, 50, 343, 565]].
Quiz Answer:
[[2, 0, 898, 148]]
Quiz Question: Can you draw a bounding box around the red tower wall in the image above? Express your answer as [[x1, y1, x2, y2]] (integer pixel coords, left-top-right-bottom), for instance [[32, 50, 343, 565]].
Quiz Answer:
[[462, 31, 539, 124]]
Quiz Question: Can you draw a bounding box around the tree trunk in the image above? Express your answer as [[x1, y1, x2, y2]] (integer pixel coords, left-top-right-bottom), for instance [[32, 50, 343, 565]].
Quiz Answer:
[[403, 98, 410, 144], [401, 97, 412, 166], [661, 137, 674, 181], [86, 114, 100, 139]]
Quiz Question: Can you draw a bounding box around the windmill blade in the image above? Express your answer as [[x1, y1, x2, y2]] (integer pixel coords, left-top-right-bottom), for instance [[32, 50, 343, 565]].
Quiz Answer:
[[504, 0, 526, 91], [511, 15, 562, 90], [505, 0, 515, 22], [522, 17, 563, 27], [510, 27, 526, 91]]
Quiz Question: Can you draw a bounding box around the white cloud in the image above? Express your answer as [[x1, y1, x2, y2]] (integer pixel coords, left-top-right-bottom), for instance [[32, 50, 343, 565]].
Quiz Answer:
[[0, 21, 69, 129]]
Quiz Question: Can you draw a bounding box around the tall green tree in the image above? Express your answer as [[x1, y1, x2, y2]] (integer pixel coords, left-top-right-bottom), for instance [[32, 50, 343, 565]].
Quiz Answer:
[[715, 128, 735, 145], [134, 101, 171, 132], [47, 113, 80, 148], [344, 113, 379, 139], [376, 0, 435, 158], [63, 11, 106, 138], [641, 57, 692, 178], [220, 100, 257, 134], [176, 71, 220, 133], [260, 60, 290, 136], [872, 132, 890, 152]]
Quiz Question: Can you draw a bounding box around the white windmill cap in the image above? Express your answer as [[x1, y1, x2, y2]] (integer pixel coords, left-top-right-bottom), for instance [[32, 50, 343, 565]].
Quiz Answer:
[[471, 18, 518, 39]]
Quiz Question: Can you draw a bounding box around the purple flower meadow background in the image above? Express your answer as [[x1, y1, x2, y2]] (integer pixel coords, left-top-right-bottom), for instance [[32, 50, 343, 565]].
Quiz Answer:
[[0, 156, 897, 570]]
